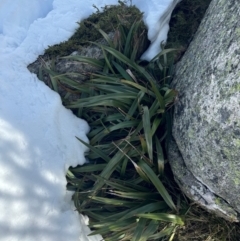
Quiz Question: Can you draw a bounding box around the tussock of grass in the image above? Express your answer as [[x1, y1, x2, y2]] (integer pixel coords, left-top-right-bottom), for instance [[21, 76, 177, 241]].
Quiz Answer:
[[37, 1, 240, 240], [42, 10, 182, 240]]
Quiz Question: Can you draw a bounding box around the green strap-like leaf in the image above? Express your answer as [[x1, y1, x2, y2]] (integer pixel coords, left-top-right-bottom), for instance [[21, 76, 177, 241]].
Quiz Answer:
[[121, 79, 155, 97], [151, 116, 162, 136], [61, 55, 104, 68], [149, 226, 176, 240], [93, 150, 126, 193], [112, 60, 133, 80], [76, 137, 110, 163], [87, 196, 135, 207], [139, 220, 159, 241], [138, 160, 177, 211], [155, 137, 164, 176], [70, 164, 107, 173], [118, 201, 168, 221], [136, 213, 184, 226], [132, 218, 147, 241], [142, 106, 153, 161]]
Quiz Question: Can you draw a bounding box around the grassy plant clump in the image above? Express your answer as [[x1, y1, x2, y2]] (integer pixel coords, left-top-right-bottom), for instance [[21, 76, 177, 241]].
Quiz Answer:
[[41, 12, 184, 240], [37, 2, 240, 240]]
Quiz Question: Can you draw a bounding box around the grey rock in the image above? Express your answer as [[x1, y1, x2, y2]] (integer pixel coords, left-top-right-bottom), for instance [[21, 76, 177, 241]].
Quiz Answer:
[[28, 44, 102, 81], [168, 138, 238, 222], [169, 0, 240, 221], [28, 33, 114, 102]]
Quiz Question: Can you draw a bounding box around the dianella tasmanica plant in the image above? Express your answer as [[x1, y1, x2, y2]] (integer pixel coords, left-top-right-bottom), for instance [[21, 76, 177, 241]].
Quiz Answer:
[[42, 14, 183, 241]]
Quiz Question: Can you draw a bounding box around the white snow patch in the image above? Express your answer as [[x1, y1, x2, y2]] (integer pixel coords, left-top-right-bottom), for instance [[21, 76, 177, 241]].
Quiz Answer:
[[133, 0, 181, 61], [0, 0, 179, 240]]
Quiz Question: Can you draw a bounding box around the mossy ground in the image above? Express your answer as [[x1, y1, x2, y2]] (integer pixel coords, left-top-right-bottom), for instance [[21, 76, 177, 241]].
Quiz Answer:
[[45, 2, 149, 58], [166, 0, 212, 62], [42, 0, 240, 240]]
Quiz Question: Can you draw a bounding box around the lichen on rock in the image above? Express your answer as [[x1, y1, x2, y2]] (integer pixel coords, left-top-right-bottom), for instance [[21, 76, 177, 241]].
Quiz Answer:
[[169, 0, 240, 221]]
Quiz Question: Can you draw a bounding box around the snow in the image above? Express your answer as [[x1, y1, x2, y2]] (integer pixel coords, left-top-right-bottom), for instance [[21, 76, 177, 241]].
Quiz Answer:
[[0, 0, 180, 240], [135, 0, 181, 61]]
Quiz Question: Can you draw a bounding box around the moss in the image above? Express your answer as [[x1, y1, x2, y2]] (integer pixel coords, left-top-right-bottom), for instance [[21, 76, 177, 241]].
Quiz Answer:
[[233, 168, 240, 186], [230, 83, 240, 94], [233, 177, 240, 186], [215, 197, 221, 205], [187, 127, 195, 139], [166, 0, 211, 61], [44, 2, 148, 58], [235, 27, 240, 36], [233, 138, 240, 147]]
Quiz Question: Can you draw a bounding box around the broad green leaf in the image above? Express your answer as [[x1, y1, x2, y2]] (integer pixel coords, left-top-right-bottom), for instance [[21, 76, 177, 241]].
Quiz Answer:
[[87, 196, 135, 207], [93, 150, 126, 193], [73, 92, 137, 104], [102, 47, 116, 74], [151, 117, 162, 136], [142, 106, 153, 161], [130, 160, 150, 183], [118, 201, 168, 221], [130, 38, 140, 62], [70, 164, 107, 173], [101, 210, 131, 222], [140, 220, 159, 241], [121, 79, 155, 97], [149, 226, 176, 240], [139, 135, 147, 154], [76, 137, 110, 163], [155, 137, 164, 176], [112, 60, 133, 80], [149, 48, 177, 63], [118, 24, 126, 44], [148, 78, 165, 110], [85, 20, 115, 49], [136, 213, 184, 225], [120, 157, 128, 177], [123, 20, 137, 57], [61, 55, 104, 68], [105, 178, 150, 192], [89, 113, 123, 126], [93, 43, 140, 71], [87, 126, 105, 139], [38, 66, 43, 82], [149, 99, 161, 118], [164, 89, 178, 106], [132, 218, 147, 241], [138, 160, 177, 211], [90, 120, 140, 145], [84, 211, 107, 222], [66, 169, 75, 178], [97, 28, 115, 48], [126, 91, 145, 121], [68, 99, 129, 109], [90, 219, 135, 231], [109, 190, 159, 200], [95, 176, 137, 192], [43, 67, 59, 92]]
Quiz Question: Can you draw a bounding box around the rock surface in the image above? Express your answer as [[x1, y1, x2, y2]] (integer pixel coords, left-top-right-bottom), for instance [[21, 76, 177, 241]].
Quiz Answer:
[[28, 34, 112, 102], [169, 0, 240, 221]]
